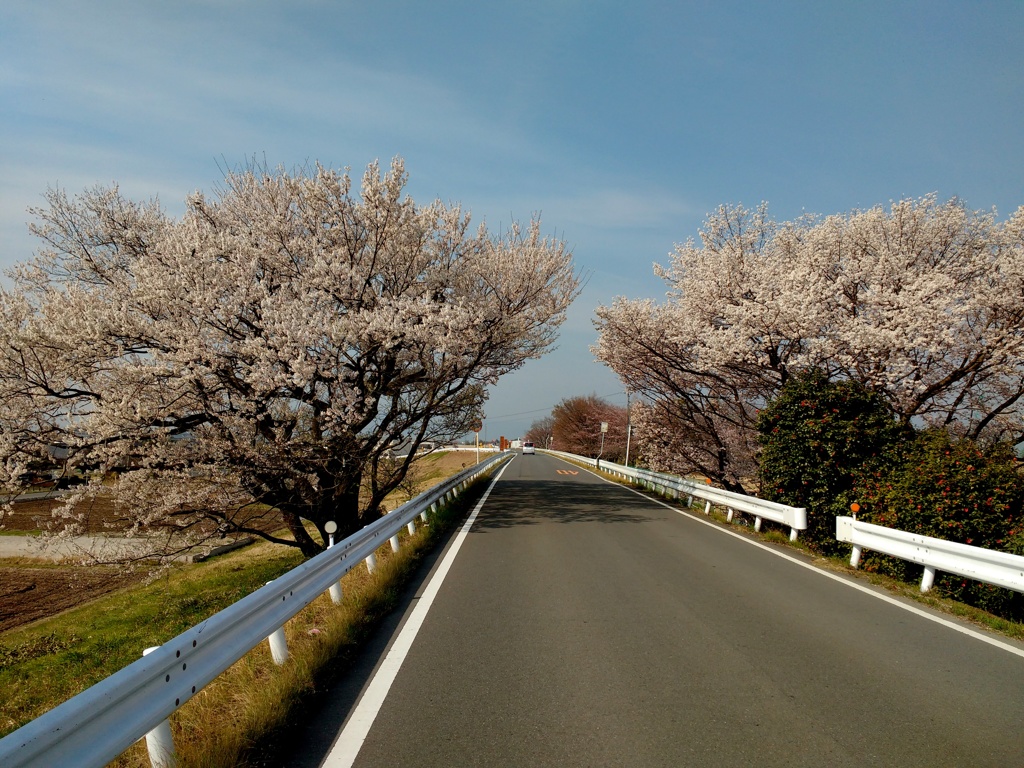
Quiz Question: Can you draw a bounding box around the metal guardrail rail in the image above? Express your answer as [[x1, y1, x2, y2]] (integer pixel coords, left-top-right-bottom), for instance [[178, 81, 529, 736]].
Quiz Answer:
[[836, 515, 1024, 594], [541, 450, 807, 540], [0, 451, 511, 768]]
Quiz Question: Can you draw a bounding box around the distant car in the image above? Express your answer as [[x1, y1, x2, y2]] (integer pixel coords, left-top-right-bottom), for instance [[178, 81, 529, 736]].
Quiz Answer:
[[522, 441, 535, 454]]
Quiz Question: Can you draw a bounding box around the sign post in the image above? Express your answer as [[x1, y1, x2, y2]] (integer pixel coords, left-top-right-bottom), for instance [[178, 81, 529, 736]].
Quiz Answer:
[[472, 419, 483, 464]]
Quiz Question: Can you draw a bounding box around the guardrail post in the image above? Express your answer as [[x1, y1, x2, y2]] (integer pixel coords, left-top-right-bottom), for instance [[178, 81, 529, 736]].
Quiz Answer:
[[921, 566, 936, 593], [267, 627, 289, 665], [141, 647, 176, 768], [390, 534, 401, 553], [789, 527, 799, 542], [703, 500, 711, 515], [726, 507, 734, 523], [850, 545, 862, 568], [262, 583, 290, 665], [365, 552, 377, 574], [754, 516, 762, 532], [329, 581, 343, 605], [407, 520, 416, 536]]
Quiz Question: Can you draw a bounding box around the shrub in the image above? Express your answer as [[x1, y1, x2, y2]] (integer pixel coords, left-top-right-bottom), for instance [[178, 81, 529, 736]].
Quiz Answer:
[[855, 429, 1024, 620], [757, 370, 908, 554]]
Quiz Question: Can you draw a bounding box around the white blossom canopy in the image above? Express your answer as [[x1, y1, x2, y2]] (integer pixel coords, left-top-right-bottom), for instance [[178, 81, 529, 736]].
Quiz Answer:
[[594, 196, 1024, 489], [0, 158, 581, 557]]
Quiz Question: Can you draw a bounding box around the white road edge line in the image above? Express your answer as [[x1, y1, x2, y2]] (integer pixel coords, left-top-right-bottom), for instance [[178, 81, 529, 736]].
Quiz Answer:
[[578, 461, 1024, 660], [322, 457, 515, 768]]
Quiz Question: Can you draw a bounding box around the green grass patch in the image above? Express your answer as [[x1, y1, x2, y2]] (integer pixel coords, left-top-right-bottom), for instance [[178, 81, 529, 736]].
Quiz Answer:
[[0, 545, 304, 737]]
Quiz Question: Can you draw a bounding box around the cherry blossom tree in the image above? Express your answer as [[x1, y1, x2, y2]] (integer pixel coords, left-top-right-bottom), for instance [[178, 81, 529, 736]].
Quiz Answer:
[[594, 196, 1024, 491], [0, 158, 580, 557], [550, 395, 628, 461], [524, 415, 554, 449]]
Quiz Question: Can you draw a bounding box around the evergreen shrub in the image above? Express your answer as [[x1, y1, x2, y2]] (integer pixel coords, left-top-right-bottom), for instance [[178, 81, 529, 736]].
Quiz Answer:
[[756, 370, 907, 554], [855, 429, 1024, 620]]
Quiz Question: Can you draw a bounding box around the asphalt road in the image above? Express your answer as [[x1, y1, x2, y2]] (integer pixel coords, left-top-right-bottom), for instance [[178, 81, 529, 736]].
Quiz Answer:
[[287, 452, 1024, 767]]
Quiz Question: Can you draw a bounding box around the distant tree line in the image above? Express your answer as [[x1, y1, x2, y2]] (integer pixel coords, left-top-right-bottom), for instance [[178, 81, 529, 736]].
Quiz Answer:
[[525, 395, 629, 463]]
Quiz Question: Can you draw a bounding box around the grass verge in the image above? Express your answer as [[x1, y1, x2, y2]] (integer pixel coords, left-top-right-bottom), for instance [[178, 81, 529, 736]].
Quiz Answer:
[[0, 460, 494, 765], [113, 477, 489, 767]]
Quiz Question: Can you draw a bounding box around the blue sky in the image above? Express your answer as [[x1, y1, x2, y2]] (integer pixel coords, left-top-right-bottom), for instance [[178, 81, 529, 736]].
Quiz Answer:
[[2, 1, 1023, 440]]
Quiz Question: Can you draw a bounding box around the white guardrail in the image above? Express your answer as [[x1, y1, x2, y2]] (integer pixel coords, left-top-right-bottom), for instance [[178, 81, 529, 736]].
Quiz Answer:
[[836, 516, 1024, 594], [0, 451, 511, 768], [540, 450, 807, 541]]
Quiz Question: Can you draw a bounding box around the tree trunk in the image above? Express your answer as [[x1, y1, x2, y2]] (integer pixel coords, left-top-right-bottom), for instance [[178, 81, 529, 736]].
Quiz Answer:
[[280, 508, 322, 558]]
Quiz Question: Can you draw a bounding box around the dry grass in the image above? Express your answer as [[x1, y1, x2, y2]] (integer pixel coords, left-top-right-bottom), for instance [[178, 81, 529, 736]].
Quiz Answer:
[[109, 482, 482, 768]]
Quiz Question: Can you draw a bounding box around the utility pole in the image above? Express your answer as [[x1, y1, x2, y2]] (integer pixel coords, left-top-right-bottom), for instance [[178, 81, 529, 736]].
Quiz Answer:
[[624, 388, 632, 467]]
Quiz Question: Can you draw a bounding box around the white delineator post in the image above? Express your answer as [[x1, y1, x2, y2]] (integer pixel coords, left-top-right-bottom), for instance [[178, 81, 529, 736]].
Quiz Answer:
[[849, 504, 863, 568], [141, 647, 176, 768], [325, 521, 343, 605]]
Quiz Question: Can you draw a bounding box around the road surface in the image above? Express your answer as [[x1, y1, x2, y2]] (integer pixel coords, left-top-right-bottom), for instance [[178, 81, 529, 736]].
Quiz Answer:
[[286, 452, 1024, 767]]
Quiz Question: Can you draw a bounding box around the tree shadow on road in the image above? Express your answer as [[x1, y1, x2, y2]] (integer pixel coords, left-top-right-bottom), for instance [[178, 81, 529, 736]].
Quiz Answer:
[[471, 481, 656, 530]]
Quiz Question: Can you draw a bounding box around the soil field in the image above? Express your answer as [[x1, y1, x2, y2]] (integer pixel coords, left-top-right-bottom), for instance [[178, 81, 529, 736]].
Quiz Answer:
[[2, 495, 124, 534], [0, 565, 146, 632]]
